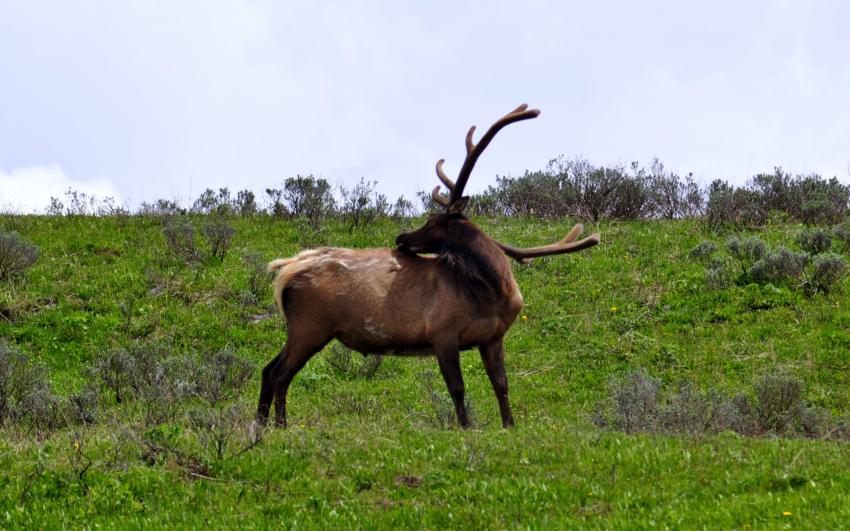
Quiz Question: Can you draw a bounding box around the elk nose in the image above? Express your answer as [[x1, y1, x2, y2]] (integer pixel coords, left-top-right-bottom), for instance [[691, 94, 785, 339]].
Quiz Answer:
[[394, 234, 407, 246]]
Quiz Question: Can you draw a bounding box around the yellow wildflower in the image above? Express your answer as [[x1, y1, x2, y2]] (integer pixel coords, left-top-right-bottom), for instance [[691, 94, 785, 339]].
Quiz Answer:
[[521, 315, 528, 321], [610, 306, 618, 313], [782, 512, 792, 516]]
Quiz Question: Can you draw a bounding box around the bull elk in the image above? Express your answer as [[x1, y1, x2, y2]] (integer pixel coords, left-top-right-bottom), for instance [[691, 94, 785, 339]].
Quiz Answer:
[[258, 104, 600, 428]]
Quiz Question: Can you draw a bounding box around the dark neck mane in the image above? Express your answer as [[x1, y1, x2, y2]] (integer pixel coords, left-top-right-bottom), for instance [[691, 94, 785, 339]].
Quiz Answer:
[[438, 222, 507, 302]]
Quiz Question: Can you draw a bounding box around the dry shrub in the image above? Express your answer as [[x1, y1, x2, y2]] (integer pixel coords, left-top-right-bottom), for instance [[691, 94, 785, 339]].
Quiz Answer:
[[594, 369, 844, 440], [0, 230, 38, 282], [162, 217, 201, 263], [795, 228, 832, 255], [90, 342, 254, 426], [809, 253, 846, 294], [0, 340, 79, 433], [201, 216, 236, 261], [325, 343, 383, 379]]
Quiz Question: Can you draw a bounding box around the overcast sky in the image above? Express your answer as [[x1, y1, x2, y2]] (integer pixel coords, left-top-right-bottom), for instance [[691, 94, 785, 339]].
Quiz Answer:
[[2, 1, 849, 212]]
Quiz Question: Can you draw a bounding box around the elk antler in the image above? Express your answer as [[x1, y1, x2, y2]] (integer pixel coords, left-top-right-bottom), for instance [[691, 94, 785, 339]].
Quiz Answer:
[[494, 224, 601, 264], [432, 104, 540, 209]]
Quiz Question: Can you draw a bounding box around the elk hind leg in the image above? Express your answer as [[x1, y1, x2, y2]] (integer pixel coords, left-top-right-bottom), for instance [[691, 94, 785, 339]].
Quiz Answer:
[[479, 338, 514, 428], [272, 334, 330, 427], [257, 347, 286, 425]]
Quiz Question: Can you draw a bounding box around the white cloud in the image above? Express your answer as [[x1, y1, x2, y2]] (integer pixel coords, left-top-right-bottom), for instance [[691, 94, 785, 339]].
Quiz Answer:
[[0, 164, 122, 213]]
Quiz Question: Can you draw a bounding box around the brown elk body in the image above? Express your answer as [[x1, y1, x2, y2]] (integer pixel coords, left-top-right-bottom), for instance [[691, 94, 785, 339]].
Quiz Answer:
[[257, 105, 600, 428]]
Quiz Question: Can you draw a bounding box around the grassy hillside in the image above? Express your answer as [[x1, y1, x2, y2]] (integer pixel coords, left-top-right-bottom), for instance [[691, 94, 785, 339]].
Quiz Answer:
[[1, 214, 850, 528]]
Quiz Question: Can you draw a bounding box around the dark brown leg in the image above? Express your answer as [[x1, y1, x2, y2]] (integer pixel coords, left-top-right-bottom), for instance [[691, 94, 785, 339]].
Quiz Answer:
[[256, 347, 285, 425], [272, 336, 330, 427], [435, 343, 469, 428], [479, 338, 514, 428]]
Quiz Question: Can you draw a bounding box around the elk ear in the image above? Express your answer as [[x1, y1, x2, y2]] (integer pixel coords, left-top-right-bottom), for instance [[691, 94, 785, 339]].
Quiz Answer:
[[448, 197, 469, 215]]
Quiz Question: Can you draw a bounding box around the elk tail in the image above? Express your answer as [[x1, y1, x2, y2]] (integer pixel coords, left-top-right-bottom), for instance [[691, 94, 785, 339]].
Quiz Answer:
[[267, 258, 295, 318]]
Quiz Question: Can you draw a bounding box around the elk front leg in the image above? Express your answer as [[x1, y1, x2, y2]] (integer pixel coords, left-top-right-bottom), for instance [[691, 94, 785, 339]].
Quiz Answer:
[[434, 342, 470, 428], [479, 337, 514, 428]]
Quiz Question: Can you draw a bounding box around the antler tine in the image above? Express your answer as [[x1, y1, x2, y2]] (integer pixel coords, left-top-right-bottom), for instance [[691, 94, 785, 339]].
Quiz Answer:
[[449, 104, 540, 204], [431, 186, 451, 207], [494, 224, 600, 264], [435, 159, 455, 191]]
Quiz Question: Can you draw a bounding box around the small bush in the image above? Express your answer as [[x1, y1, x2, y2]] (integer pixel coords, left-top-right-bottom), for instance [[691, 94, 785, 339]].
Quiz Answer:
[[201, 217, 236, 261], [69, 386, 99, 425], [749, 247, 808, 284], [190, 347, 253, 405], [139, 199, 185, 217], [688, 241, 717, 261], [753, 373, 804, 433], [657, 383, 717, 435], [593, 369, 660, 434], [704, 255, 735, 289], [339, 178, 388, 232], [188, 403, 261, 462], [706, 181, 767, 229], [325, 343, 383, 379], [594, 369, 842, 439], [191, 188, 233, 215], [90, 342, 193, 425], [808, 253, 846, 294], [163, 217, 201, 263], [0, 230, 39, 281], [715, 393, 759, 436], [264, 188, 287, 217], [795, 228, 832, 255], [391, 196, 415, 218], [283, 175, 335, 229], [0, 341, 67, 431], [90, 343, 253, 426], [243, 252, 272, 303], [727, 236, 767, 276], [832, 221, 850, 249], [235, 190, 258, 216]]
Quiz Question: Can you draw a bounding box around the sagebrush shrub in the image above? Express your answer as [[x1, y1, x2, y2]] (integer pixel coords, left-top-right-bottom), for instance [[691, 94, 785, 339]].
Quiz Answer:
[[795, 228, 832, 255], [0, 230, 38, 281], [91, 342, 191, 425], [809, 253, 846, 294], [325, 343, 383, 379], [749, 247, 808, 284], [594, 369, 660, 434], [753, 373, 804, 434], [339, 177, 388, 232], [688, 241, 717, 261], [90, 342, 253, 425], [657, 382, 715, 435], [715, 393, 759, 436], [594, 369, 841, 440], [201, 216, 236, 261], [0, 341, 67, 431], [190, 347, 253, 405], [243, 252, 272, 303], [727, 236, 767, 275], [283, 175, 335, 229], [163, 217, 200, 263], [832, 221, 850, 249]]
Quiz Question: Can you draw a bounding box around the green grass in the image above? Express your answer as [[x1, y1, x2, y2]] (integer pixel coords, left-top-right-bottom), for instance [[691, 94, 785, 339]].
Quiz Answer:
[[2, 214, 850, 528]]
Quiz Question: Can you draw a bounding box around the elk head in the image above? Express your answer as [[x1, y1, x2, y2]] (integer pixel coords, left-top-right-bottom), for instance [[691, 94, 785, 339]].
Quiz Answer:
[[395, 104, 600, 263]]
